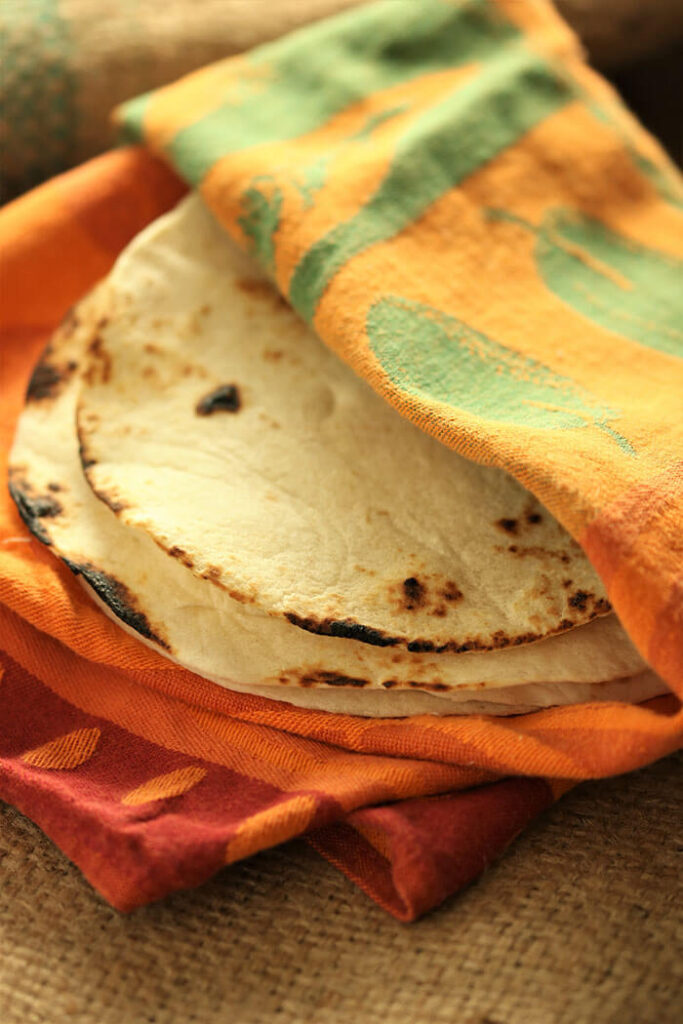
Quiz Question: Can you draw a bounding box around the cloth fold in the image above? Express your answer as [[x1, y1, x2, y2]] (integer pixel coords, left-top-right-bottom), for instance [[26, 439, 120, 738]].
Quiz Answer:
[[1, 0, 682, 920]]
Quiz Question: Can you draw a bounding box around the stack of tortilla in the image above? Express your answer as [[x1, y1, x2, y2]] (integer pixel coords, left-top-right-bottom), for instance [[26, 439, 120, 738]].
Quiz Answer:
[[8, 195, 667, 716]]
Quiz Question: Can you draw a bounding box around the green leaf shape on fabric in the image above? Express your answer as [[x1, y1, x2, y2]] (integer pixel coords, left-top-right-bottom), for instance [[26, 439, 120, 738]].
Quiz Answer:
[[366, 295, 635, 455], [293, 105, 408, 211], [122, 0, 521, 188], [289, 47, 571, 323], [490, 207, 683, 359], [238, 179, 283, 272]]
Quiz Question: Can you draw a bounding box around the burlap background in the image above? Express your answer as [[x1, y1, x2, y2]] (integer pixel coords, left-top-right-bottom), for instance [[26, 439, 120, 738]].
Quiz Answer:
[[2, 751, 682, 1024], [2, 0, 683, 201]]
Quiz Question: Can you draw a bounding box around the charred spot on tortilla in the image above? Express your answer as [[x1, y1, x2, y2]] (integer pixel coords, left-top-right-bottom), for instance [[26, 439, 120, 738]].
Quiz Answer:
[[497, 517, 518, 534], [97, 492, 128, 514], [26, 346, 78, 402], [64, 558, 169, 649], [8, 476, 62, 545], [402, 577, 425, 610], [527, 511, 543, 525], [408, 680, 449, 692], [566, 591, 611, 616], [195, 384, 241, 416], [297, 671, 369, 688], [285, 612, 399, 648], [78, 436, 96, 471], [201, 565, 222, 581], [442, 582, 462, 602], [47, 482, 62, 493], [196, 565, 257, 605], [168, 545, 195, 569], [504, 543, 572, 565], [85, 334, 112, 385]]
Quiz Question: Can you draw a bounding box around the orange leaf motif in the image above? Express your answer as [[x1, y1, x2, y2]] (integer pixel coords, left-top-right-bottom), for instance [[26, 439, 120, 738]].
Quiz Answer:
[[21, 727, 101, 770], [121, 765, 207, 806], [225, 793, 319, 865]]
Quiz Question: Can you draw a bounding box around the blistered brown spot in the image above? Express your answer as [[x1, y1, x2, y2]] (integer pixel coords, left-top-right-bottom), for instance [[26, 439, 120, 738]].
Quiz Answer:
[[168, 546, 194, 569], [197, 565, 257, 605], [566, 591, 610, 617], [104, 497, 128, 514], [144, 343, 161, 355], [402, 577, 425, 610], [563, 579, 572, 588], [8, 475, 62, 545], [442, 582, 462, 603], [26, 345, 78, 402], [390, 575, 462, 619], [497, 518, 518, 534], [298, 671, 368, 688], [196, 384, 241, 416], [503, 544, 572, 566], [408, 680, 449, 692], [526, 512, 543, 525], [237, 278, 290, 309], [263, 349, 284, 362], [47, 482, 62, 493], [85, 335, 112, 385], [83, 471, 129, 515], [79, 437, 96, 471], [64, 559, 169, 649]]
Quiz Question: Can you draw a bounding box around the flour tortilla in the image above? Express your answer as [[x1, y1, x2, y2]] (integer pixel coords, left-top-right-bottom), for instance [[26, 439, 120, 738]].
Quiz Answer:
[[76, 195, 612, 657], [8, 198, 666, 716]]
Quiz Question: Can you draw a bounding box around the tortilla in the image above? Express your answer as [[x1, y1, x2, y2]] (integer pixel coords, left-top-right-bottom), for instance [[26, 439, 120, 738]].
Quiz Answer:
[[75, 195, 612, 656], [8, 197, 666, 716]]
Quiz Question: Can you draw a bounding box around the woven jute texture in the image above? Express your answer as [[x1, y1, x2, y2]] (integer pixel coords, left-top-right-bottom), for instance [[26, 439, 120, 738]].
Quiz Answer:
[[2, 751, 681, 1024], [3, 0, 683, 201]]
